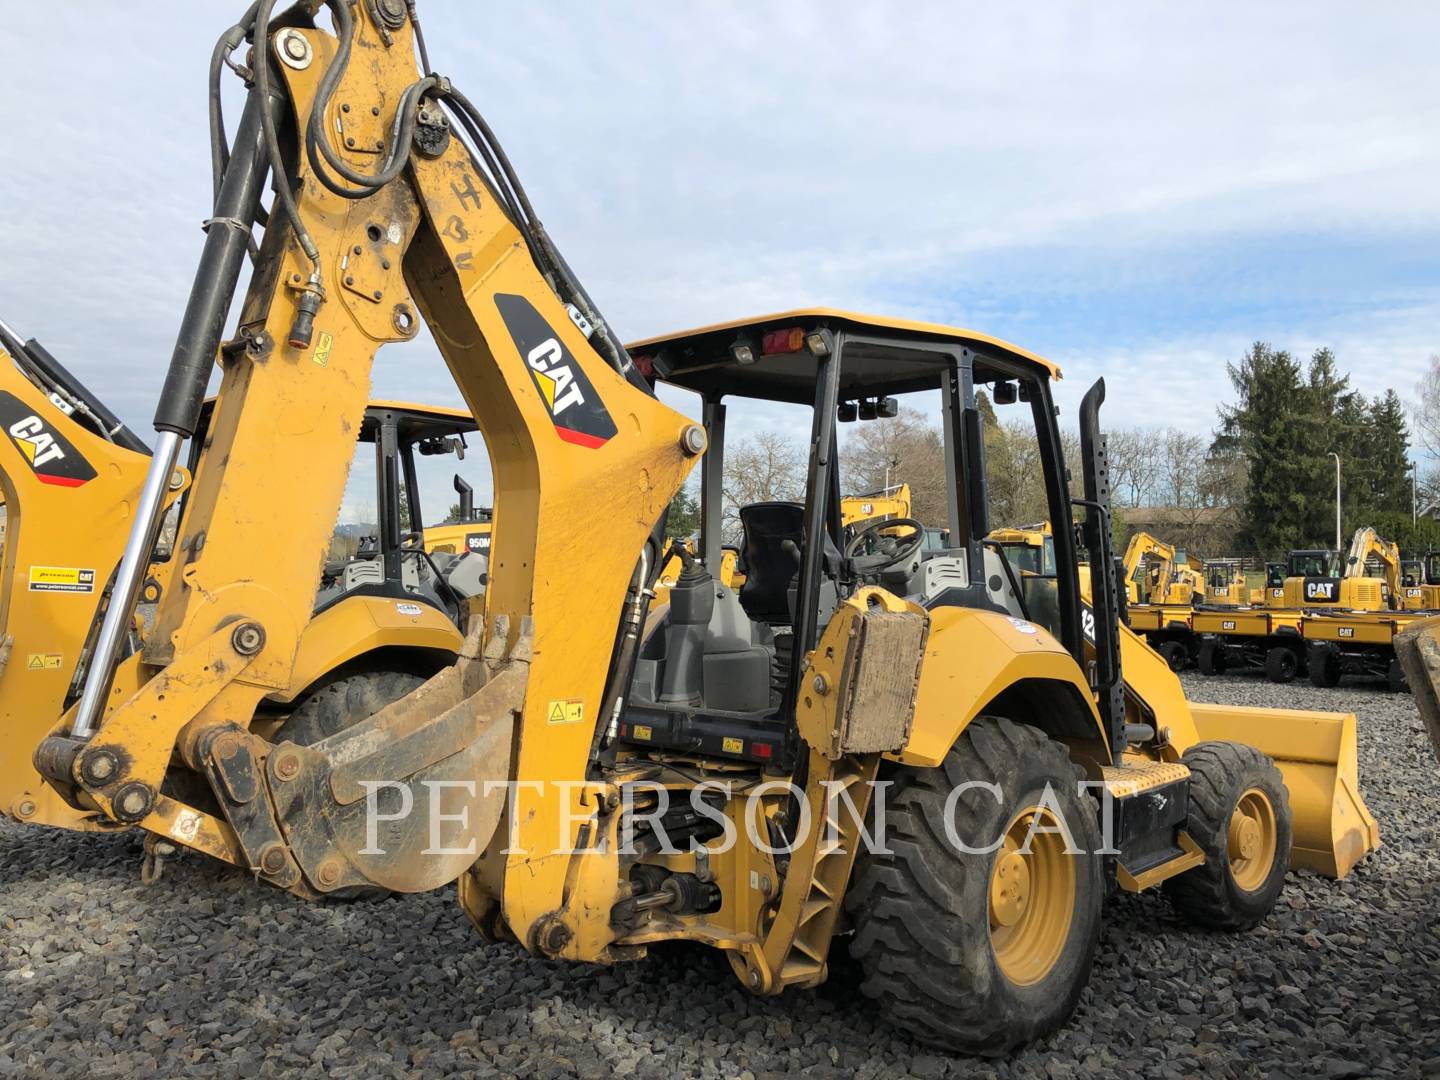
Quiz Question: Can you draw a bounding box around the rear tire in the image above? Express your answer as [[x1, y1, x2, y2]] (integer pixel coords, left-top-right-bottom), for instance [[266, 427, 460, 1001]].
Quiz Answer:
[[845, 717, 1103, 1056], [272, 670, 426, 902], [1158, 640, 1187, 673], [1307, 644, 1342, 688], [274, 670, 425, 746], [1197, 639, 1227, 676], [1264, 646, 1298, 684], [1164, 741, 1291, 931]]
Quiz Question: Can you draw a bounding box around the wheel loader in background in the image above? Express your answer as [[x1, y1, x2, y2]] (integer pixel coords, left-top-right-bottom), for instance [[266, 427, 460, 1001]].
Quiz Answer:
[[20, 1, 1378, 1056], [0, 325, 484, 832]]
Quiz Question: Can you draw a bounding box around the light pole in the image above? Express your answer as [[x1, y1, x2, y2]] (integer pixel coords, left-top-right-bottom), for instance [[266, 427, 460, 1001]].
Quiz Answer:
[[1328, 451, 1341, 552], [1412, 462, 1418, 526]]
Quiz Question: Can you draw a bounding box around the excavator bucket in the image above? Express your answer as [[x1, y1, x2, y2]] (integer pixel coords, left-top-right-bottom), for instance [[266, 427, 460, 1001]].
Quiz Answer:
[[243, 615, 526, 896], [1188, 704, 1380, 878], [1395, 615, 1440, 763]]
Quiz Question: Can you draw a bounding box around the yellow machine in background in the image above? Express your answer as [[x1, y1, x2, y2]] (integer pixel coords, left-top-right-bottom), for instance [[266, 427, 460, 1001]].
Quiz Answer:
[[1122, 531, 1203, 606], [21, 2, 1378, 1057], [1282, 528, 1403, 611], [0, 325, 171, 831], [840, 483, 911, 528], [1203, 558, 1249, 605], [1249, 562, 1288, 606], [0, 368, 481, 831], [985, 520, 1054, 574]]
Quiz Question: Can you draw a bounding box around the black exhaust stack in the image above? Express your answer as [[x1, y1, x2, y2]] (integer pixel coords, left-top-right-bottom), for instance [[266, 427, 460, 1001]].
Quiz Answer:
[[1076, 378, 1126, 758]]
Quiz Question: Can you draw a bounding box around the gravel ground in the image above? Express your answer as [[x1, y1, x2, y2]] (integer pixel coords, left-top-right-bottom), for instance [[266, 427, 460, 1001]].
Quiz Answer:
[[3, 674, 1438, 1078]]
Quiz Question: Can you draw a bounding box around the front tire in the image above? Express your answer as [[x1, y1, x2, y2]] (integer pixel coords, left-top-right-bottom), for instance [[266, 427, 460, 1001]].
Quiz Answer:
[[1198, 639, 1227, 676], [1307, 644, 1342, 688], [1387, 658, 1407, 693], [1164, 741, 1291, 930], [1157, 640, 1187, 673], [846, 718, 1103, 1056], [1264, 646, 1298, 684]]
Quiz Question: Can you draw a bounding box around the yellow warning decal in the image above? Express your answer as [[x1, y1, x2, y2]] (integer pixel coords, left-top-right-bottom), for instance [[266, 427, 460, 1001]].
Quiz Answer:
[[26, 653, 63, 671], [312, 330, 334, 367], [721, 737, 744, 754], [28, 566, 96, 594], [632, 724, 652, 740], [546, 698, 584, 725]]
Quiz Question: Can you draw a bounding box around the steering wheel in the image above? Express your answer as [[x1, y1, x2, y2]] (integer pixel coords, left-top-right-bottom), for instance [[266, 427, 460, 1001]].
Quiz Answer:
[[845, 517, 926, 575]]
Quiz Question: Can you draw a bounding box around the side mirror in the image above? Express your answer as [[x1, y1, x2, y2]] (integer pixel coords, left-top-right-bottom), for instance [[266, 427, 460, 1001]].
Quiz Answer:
[[837, 401, 858, 423], [858, 399, 878, 421], [1017, 382, 1032, 403], [877, 396, 899, 418], [993, 380, 1018, 405]]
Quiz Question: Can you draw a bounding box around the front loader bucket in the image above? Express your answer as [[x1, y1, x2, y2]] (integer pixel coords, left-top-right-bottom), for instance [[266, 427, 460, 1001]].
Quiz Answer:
[[1190, 704, 1380, 878], [1395, 615, 1440, 764]]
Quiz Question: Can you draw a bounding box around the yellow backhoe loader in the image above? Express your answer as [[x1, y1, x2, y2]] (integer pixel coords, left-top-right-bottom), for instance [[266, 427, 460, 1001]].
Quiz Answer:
[[23, 3, 1377, 1056], [0, 329, 482, 832]]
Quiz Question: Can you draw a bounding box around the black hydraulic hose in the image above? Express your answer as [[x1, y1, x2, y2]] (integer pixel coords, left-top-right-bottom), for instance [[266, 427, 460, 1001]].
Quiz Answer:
[[208, 3, 260, 204], [443, 102, 523, 227], [304, 0, 431, 199], [252, 0, 320, 275], [153, 86, 280, 437]]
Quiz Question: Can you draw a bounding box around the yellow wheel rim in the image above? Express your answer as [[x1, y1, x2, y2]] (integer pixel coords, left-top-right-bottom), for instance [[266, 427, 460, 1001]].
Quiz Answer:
[[1227, 787, 1278, 892], [989, 805, 1076, 986]]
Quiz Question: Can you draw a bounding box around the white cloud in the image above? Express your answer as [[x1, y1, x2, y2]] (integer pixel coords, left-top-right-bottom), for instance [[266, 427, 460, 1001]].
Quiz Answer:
[[1, 1, 1436, 474]]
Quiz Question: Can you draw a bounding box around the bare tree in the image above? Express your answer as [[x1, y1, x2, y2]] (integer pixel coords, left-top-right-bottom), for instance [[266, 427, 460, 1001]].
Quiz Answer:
[[842, 407, 948, 523], [1413, 354, 1440, 506], [1107, 427, 1163, 506], [722, 430, 806, 540]]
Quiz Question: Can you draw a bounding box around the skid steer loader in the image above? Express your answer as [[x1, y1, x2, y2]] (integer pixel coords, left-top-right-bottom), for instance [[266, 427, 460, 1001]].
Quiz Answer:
[[0, 328, 482, 833], [25, 2, 1377, 1055]]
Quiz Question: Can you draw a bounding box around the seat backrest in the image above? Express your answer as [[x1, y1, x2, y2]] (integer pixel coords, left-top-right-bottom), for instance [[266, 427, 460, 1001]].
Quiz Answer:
[[738, 501, 806, 624]]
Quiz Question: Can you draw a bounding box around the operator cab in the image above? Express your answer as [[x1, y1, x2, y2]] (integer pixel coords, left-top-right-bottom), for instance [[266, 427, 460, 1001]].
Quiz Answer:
[[317, 402, 488, 623], [615, 310, 1088, 767], [1288, 549, 1340, 579]]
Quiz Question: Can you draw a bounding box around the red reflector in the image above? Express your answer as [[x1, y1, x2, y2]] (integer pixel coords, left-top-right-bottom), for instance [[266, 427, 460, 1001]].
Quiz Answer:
[[618, 724, 629, 737], [752, 742, 773, 759], [632, 353, 655, 377], [761, 327, 806, 355]]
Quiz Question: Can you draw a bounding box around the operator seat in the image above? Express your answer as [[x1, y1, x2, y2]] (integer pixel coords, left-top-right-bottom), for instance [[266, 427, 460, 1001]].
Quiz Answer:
[[737, 501, 806, 625]]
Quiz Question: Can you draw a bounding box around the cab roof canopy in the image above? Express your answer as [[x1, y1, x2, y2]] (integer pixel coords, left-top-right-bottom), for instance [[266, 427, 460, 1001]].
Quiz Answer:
[[628, 308, 1062, 406]]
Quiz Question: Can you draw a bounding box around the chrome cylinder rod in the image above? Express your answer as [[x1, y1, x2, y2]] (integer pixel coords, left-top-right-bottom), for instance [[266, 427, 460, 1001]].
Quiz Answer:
[[69, 430, 183, 738]]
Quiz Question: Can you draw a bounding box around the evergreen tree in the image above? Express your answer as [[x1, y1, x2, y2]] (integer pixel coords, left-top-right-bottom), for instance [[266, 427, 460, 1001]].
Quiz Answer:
[[1369, 389, 1412, 516], [1219, 342, 1313, 555], [664, 488, 701, 538]]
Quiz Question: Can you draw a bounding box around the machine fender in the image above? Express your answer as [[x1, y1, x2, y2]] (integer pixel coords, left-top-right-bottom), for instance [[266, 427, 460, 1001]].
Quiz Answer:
[[894, 606, 1110, 767], [270, 594, 463, 704]]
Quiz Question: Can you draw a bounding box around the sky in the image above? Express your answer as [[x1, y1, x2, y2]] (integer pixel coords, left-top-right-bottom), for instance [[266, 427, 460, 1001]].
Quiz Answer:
[[2, 3, 1438, 511]]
